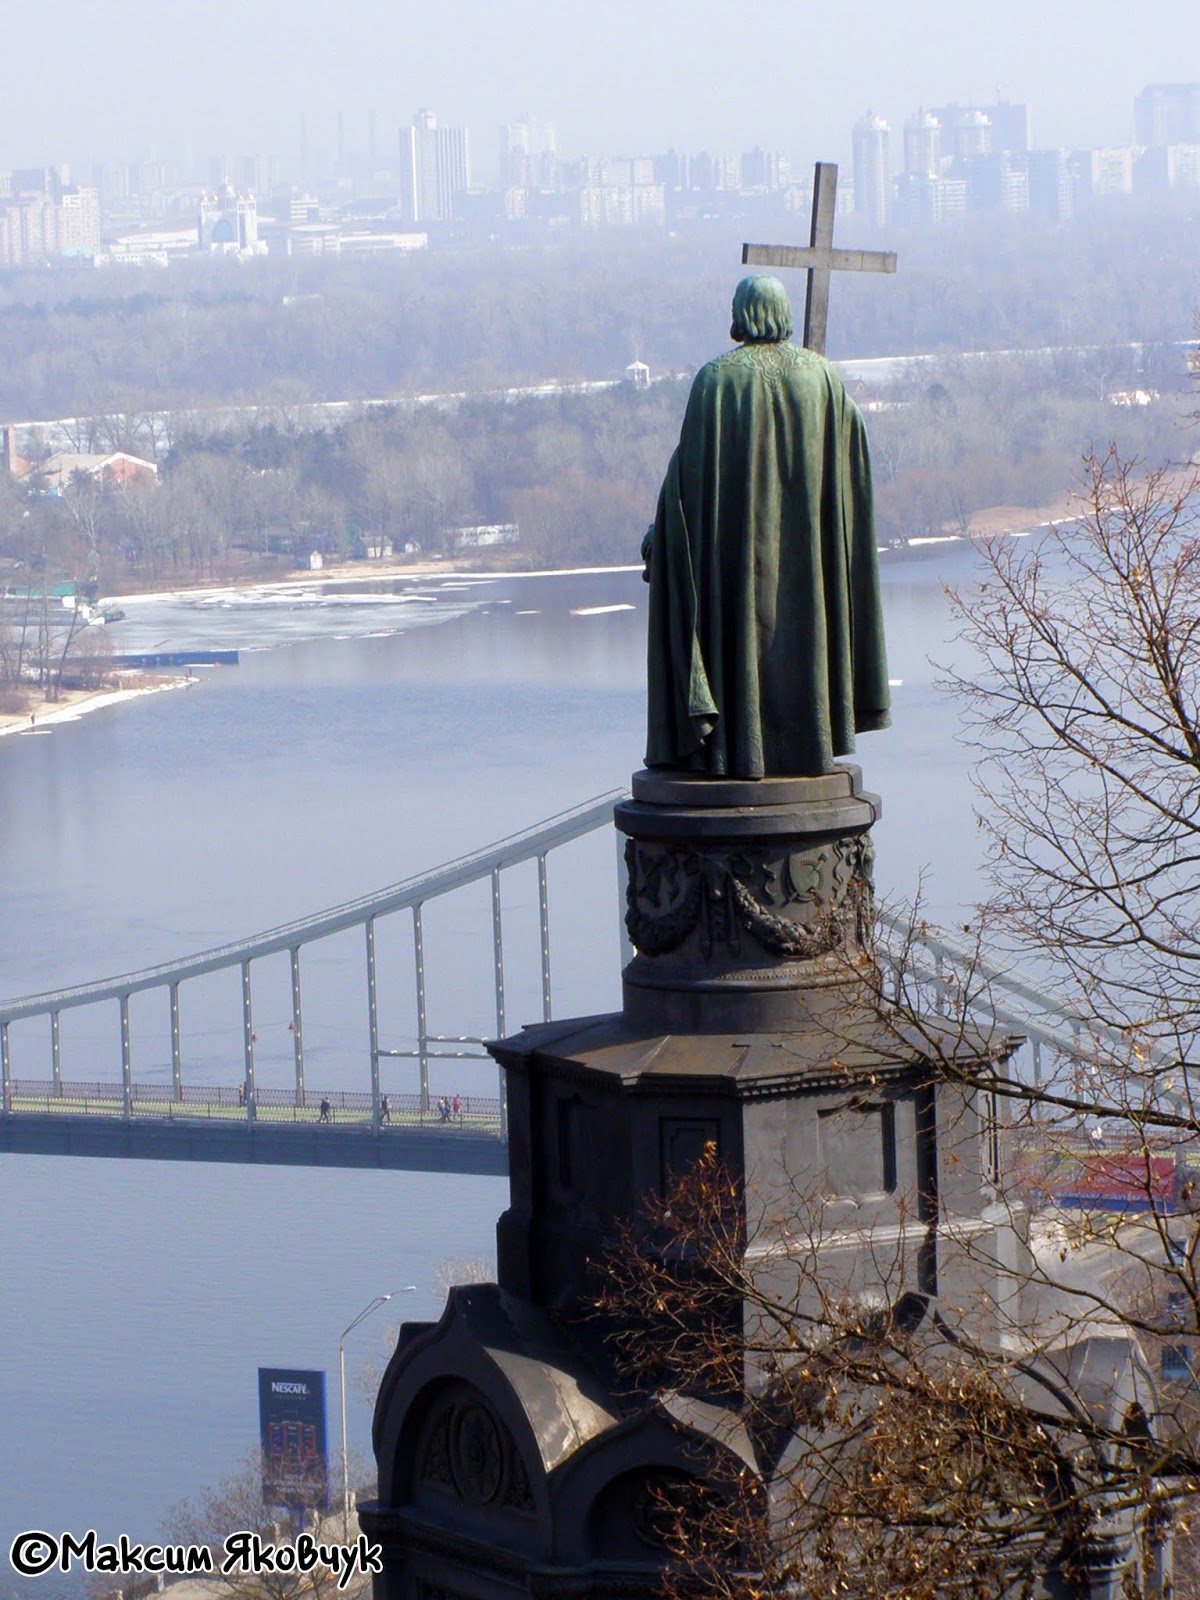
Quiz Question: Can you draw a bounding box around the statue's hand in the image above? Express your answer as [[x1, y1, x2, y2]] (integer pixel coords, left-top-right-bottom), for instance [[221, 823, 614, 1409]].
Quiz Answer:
[[641, 524, 654, 583]]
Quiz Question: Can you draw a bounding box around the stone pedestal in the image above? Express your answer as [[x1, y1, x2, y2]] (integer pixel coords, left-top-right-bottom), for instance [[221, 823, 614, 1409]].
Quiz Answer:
[[617, 766, 878, 1033], [362, 766, 1161, 1600]]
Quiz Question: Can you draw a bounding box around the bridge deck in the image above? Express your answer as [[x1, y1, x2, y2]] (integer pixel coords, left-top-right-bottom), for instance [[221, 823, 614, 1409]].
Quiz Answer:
[[0, 1112, 509, 1174], [0, 791, 630, 1171]]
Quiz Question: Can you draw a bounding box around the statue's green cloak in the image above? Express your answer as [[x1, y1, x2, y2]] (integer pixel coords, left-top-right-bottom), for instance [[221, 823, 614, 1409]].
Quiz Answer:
[[644, 340, 890, 778]]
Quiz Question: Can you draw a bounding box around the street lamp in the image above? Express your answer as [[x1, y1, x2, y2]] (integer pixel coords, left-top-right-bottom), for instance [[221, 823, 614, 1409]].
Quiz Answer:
[[340, 1286, 417, 1541]]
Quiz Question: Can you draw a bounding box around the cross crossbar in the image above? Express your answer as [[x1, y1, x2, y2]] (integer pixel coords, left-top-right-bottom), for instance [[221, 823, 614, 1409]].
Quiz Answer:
[[741, 245, 897, 277], [742, 162, 897, 355]]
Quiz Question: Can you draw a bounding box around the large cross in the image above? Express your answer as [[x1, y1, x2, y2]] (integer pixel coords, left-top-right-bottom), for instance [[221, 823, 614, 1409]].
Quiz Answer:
[[742, 162, 897, 355]]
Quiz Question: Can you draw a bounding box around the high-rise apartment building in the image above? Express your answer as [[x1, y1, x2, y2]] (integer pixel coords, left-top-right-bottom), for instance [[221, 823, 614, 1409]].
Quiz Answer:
[[951, 109, 991, 162], [894, 173, 939, 227], [852, 112, 890, 227], [903, 111, 941, 179], [56, 185, 100, 253], [692, 151, 741, 190], [92, 162, 131, 212], [1168, 144, 1200, 188], [11, 166, 61, 199], [500, 115, 556, 187], [1070, 147, 1135, 203], [588, 157, 655, 187], [983, 102, 1031, 153], [399, 109, 470, 223], [741, 147, 792, 189], [964, 152, 1028, 214], [134, 161, 168, 197], [0, 196, 52, 264], [1026, 149, 1073, 222], [1137, 141, 1200, 194], [241, 154, 280, 196], [0, 179, 99, 265], [1135, 84, 1200, 146], [654, 150, 691, 190], [577, 182, 665, 226], [930, 102, 1029, 157]]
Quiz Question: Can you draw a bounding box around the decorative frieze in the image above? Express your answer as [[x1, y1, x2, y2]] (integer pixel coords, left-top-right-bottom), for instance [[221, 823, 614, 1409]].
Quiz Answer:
[[624, 829, 874, 964]]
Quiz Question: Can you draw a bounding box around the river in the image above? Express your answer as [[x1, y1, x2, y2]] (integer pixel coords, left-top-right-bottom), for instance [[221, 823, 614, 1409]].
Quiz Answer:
[[0, 550, 990, 1594]]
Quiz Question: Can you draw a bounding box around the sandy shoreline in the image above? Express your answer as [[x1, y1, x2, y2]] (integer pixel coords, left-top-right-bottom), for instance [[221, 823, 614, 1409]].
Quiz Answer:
[[962, 493, 1078, 541], [0, 562, 638, 743], [1, 562, 634, 741], [0, 675, 194, 740]]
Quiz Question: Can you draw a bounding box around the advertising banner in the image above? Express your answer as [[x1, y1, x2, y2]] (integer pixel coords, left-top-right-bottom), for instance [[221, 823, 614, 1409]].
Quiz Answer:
[[257, 1368, 329, 1509]]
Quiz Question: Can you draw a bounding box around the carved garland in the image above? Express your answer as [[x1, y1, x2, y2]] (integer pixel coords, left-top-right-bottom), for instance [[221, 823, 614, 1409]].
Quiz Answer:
[[728, 872, 840, 959], [624, 839, 707, 955]]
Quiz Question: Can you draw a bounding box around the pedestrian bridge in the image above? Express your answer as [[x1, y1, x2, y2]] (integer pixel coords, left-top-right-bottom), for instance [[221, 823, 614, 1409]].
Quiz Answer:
[[0, 788, 1094, 1175]]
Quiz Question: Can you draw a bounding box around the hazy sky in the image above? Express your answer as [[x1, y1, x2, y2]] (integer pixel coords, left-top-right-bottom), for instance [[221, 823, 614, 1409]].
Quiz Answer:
[[8, 0, 1199, 175]]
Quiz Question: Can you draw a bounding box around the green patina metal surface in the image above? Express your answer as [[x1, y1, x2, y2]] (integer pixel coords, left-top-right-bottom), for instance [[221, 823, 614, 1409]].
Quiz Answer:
[[643, 276, 890, 779]]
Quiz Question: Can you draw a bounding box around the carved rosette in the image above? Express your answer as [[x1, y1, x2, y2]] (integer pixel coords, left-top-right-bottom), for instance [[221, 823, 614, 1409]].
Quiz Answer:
[[417, 1391, 536, 1514]]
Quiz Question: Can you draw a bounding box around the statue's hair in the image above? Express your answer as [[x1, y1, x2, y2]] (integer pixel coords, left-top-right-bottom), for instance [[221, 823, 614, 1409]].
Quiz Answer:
[[730, 275, 794, 343]]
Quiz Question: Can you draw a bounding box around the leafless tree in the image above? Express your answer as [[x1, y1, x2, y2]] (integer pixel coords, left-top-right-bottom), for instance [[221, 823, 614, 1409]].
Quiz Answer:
[[945, 448, 1200, 1092], [168, 1450, 373, 1600], [595, 449, 1200, 1598]]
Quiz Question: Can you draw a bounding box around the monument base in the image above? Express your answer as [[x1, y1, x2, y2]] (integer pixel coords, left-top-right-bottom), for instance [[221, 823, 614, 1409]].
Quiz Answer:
[[363, 767, 1161, 1600], [617, 765, 879, 1033]]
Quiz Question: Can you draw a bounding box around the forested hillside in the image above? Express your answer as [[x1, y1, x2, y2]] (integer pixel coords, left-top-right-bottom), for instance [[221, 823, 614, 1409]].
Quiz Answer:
[[0, 346, 1188, 589], [0, 199, 1194, 590], [0, 200, 1194, 420]]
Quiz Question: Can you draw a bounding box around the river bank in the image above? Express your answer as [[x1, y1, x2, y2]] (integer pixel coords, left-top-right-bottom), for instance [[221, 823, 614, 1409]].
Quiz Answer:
[[0, 491, 1079, 746], [97, 484, 1078, 613], [0, 674, 193, 740]]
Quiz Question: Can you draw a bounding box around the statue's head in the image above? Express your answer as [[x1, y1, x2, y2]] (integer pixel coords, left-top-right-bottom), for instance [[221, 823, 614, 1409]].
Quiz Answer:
[[730, 275, 793, 344]]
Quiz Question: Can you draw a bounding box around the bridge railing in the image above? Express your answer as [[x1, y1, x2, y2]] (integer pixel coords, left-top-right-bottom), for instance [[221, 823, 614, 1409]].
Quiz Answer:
[[871, 908, 1175, 1096], [873, 908, 1078, 1083], [0, 790, 631, 1140], [6, 1079, 502, 1130], [0, 784, 1142, 1145]]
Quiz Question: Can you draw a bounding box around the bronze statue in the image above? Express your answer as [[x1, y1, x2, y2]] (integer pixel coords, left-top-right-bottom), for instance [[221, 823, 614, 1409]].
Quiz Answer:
[[643, 275, 890, 778]]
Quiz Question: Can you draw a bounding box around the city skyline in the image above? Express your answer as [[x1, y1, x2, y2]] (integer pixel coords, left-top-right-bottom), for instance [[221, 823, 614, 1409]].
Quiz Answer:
[[4, 77, 1196, 270], [2, 0, 1196, 177]]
